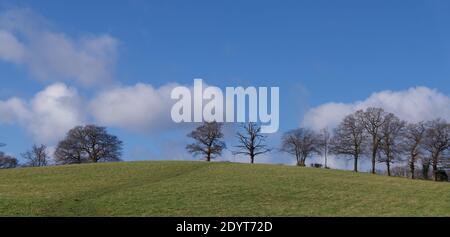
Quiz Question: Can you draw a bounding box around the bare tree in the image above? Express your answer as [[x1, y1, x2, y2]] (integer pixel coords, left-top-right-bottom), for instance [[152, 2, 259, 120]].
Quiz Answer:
[[423, 119, 450, 181], [0, 143, 16, 168], [233, 123, 270, 164], [281, 128, 320, 166], [186, 122, 226, 161], [377, 113, 406, 176], [356, 107, 387, 174], [22, 144, 49, 167], [318, 127, 331, 168], [0, 144, 18, 169], [0, 152, 18, 169], [55, 125, 123, 165], [330, 113, 366, 172], [55, 134, 85, 164], [402, 122, 426, 179]]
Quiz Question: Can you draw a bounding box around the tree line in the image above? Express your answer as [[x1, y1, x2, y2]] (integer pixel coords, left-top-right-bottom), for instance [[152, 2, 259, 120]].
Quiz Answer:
[[0, 125, 123, 168], [1, 107, 449, 182], [186, 107, 450, 181]]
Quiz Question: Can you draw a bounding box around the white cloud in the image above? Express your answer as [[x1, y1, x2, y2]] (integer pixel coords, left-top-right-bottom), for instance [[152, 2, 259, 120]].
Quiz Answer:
[[0, 83, 85, 144], [302, 102, 354, 131], [28, 83, 85, 143], [0, 97, 29, 124], [302, 86, 450, 130], [89, 83, 178, 132], [0, 8, 118, 86]]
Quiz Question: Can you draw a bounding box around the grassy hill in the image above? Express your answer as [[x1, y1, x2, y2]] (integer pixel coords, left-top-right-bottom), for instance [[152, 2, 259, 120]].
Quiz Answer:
[[0, 160, 449, 216]]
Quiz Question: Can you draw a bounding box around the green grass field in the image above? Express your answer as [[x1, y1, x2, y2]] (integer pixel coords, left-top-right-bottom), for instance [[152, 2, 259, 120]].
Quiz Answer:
[[0, 160, 449, 216]]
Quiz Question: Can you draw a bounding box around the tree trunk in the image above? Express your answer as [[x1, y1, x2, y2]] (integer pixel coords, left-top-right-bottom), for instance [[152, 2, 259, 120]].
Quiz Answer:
[[372, 136, 377, 174], [353, 155, 358, 172], [371, 140, 376, 174], [250, 155, 255, 164], [410, 157, 415, 179], [422, 161, 430, 180], [299, 156, 306, 166], [432, 157, 438, 181], [386, 162, 391, 176]]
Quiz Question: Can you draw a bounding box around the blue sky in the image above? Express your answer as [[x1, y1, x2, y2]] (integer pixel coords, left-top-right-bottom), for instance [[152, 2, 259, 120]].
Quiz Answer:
[[1, 0, 450, 168]]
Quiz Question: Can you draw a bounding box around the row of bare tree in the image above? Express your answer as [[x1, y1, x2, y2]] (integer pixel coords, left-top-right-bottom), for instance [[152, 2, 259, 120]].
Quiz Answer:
[[324, 108, 450, 181], [0, 143, 52, 168], [185, 107, 450, 181], [1, 109, 448, 182], [0, 125, 123, 168], [291, 109, 450, 181], [186, 122, 271, 163]]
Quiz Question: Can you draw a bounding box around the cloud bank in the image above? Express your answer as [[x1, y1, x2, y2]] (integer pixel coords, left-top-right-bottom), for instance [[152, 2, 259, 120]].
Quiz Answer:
[[302, 86, 450, 130], [89, 83, 179, 132]]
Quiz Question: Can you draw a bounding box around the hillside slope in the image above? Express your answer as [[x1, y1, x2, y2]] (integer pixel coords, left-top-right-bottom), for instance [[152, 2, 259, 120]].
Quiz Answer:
[[0, 161, 449, 216]]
